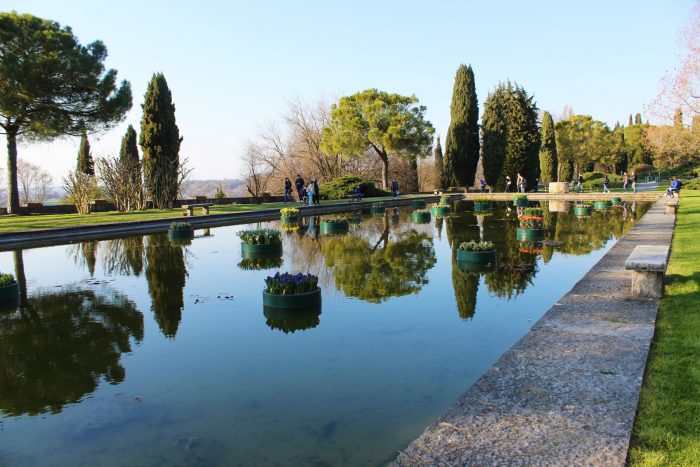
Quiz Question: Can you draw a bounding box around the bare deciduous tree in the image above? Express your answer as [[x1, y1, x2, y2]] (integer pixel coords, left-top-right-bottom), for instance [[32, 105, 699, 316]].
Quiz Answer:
[[143, 157, 192, 209], [242, 143, 275, 198], [17, 159, 53, 204], [96, 156, 146, 212], [63, 170, 101, 214]]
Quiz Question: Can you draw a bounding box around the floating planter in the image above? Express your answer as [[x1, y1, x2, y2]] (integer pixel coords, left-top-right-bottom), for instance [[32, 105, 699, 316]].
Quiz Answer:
[[279, 207, 300, 223], [574, 205, 593, 217], [238, 228, 283, 256], [512, 195, 528, 207], [0, 272, 19, 312], [517, 207, 545, 241], [412, 209, 431, 223], [320, 218, 350, 235], [518, 241, 544, 255], [431, 204, 451, 217], [168, 222, 194, 241], [370, 202, 386, 215], [594, 200, 612, 210], [456, 240, 497, 264], [410, 200, 427, 209], [262, 272, 321, 309], [611, 197, 622, 206], [473, 199, 493, 212]]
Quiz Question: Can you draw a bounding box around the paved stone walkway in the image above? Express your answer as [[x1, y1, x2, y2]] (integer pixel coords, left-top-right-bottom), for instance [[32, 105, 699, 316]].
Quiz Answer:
[[395, 198, 674, 466]]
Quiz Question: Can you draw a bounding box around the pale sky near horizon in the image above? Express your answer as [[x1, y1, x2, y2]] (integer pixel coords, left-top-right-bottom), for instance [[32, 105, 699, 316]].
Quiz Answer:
[[2, 0, 696, 181]]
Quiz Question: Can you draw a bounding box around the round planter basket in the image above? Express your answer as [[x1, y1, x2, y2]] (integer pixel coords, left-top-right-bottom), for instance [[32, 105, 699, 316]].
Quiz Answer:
[[611, 197, 622, 206], [241, 243, 283, 257], [410, 200, 427, 209], [473, 202, 492, 212], [431, 206, 451, 217], [456, 249, 496, 264], [280, 215, 299, 223], [512, 197, 528, 207], [574, 207, 592, 217], [0, 281, 20, 312], [370, 207, 386, 215], [516, 228, 545, 242], [168, 228, 194, 241], [262, 287, 322, 309], [594, 201, 612, 210], [263, 305, 321, 333], [320, 220, 349, 235], [412, 211, 431, 224]]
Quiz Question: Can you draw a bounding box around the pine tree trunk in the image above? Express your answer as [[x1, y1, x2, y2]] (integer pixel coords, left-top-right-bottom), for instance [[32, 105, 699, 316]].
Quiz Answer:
[[6, 130, 20, 214], [380, 154, 389, 190], [13, 249, 27, 310]]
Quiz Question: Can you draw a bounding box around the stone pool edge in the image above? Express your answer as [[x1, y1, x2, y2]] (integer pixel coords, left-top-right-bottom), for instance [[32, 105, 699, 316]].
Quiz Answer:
[[394, 197, 674, 466]]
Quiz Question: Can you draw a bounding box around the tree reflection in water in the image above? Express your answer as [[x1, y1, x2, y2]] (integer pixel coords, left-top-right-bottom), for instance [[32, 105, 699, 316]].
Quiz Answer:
[[0, 285, 143, 416], [145, 234, 187, 338]]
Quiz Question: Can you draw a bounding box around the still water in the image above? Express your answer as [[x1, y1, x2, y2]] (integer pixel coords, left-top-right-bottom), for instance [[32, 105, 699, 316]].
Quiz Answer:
[[0, 201, 649, 466]]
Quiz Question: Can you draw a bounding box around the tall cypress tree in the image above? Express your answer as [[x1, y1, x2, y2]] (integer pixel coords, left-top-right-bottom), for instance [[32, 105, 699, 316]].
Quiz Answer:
[[120, 124, 141, 184], [76, 128, 94, 175], [140, 73, 182, 209], [481, 82, 540, 190], [628, 114, 633, 126], [539, 111, 557, 183], [634, 113, 642, 125], [434, 136, 444, 189], [443, 64, 479, 187]]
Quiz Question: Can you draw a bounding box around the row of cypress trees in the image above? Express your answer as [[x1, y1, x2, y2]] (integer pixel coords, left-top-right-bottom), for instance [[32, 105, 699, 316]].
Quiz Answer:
[[439, 65, 559, 191], [75, 73, 181, 209]]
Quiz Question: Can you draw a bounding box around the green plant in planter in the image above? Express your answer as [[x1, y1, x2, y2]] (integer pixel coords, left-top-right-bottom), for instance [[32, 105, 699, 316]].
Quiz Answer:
[[322, 217, 349, 223], [414, 209, 430, 214], [458, 240, 495, 252], [0, 273, 16, 287], [437, 195, 450, 206], [280, 207, 299, 217], [577, 203, 593, 208], [169, 221, 192, 230], [238, 228, 282, 245], [522, 207, 544, 217], [473, 198, 492, 203], [264, 272, 319, 295]]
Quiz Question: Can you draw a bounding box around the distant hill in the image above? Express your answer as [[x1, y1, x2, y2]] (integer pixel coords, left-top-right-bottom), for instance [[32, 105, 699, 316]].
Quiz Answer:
[[180, 178, 245, 198]]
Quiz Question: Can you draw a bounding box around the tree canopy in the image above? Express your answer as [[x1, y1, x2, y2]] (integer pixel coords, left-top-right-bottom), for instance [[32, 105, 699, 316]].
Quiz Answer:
[[320, 89, 434, 189], [0, 12, 131, 213], [539, 111, 557, 183], [443, 64, 479, 187]]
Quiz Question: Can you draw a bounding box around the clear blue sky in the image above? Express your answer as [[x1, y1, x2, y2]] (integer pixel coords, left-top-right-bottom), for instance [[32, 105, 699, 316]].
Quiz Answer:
[[5, 0, 695, 181]]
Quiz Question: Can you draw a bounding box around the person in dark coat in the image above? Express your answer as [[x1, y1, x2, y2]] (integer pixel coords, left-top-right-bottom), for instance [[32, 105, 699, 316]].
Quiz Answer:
[[312, 178, 320, 205], [391, 179, 399, 198], [294, 174, 305, 203], [283, 177, 292, 203]]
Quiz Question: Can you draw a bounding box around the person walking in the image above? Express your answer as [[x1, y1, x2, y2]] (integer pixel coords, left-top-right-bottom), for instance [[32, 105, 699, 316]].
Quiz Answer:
[[533, 177, 539, 193], [517, 173, 526, 193], [632, 172, 637, 193], [479, 178, 486, 193], [295, 174, 305, 203], [391, 179, 399, 198], [505, 175, 512, 193], [603, 174, 610, 193], [283, 177, 292, 203], [577, 173, 583, 193], [622, 172, 628, 192], [312, 178, 320, 205]]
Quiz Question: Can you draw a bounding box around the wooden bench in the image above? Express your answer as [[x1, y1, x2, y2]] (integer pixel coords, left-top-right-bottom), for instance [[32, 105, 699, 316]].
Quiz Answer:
[[182, 203, 212, 216], [624, 245, 670, 298]]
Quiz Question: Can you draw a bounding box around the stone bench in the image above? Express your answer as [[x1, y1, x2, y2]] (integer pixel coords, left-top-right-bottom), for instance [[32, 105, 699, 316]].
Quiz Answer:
[[625, 245, 670, 298], [182, 203, 212, 216], [665, 201, 679, 214]]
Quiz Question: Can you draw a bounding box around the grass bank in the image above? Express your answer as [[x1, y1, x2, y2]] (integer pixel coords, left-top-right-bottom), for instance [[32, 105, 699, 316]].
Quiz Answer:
[[0, 195, 428, 232], [629, 190, 700, 465]]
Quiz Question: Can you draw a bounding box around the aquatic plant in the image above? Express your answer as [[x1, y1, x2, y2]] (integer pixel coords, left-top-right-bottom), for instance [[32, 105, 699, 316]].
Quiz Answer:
[[280, 207, 299, 217], [169, 222, 192, 231], [0, 272, 16, 287], [458, 240, 495, 252], [238, 228, 282, 245], [264, 272, 319, 295], [522, 207, 544, 217]]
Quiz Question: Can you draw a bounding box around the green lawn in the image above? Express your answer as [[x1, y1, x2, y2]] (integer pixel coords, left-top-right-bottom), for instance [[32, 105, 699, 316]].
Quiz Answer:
[[629, 190, 700, 466], [0, 195, 430, 232]]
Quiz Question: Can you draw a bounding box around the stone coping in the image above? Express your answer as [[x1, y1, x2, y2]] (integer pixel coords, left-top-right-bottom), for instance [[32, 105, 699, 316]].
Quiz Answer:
[[394, 198, 675, 466], [464, 192, 661, 201], [625, 245, 670, 272]]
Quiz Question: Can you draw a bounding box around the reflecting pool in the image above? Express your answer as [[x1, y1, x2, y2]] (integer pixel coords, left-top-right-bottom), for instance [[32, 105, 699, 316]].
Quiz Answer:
[[0, 200, 650, 466]]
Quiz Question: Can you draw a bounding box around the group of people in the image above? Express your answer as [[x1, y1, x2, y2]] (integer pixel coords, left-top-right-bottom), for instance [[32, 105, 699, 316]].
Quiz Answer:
[[283, 175, 320, 205], [503, 173, 531, 193]]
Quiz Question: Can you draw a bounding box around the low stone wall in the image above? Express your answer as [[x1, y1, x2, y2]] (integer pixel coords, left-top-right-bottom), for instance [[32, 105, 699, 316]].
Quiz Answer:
[[395, 198, 675, 466]]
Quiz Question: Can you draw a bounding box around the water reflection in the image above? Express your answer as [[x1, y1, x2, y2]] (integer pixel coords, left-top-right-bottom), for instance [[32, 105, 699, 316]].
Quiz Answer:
[[145, 234, 187, 338], [102, 237, 145, 276], [322, 213, 436, 303], [263, 306, 321, 333], [0, 286, 143, 416]]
